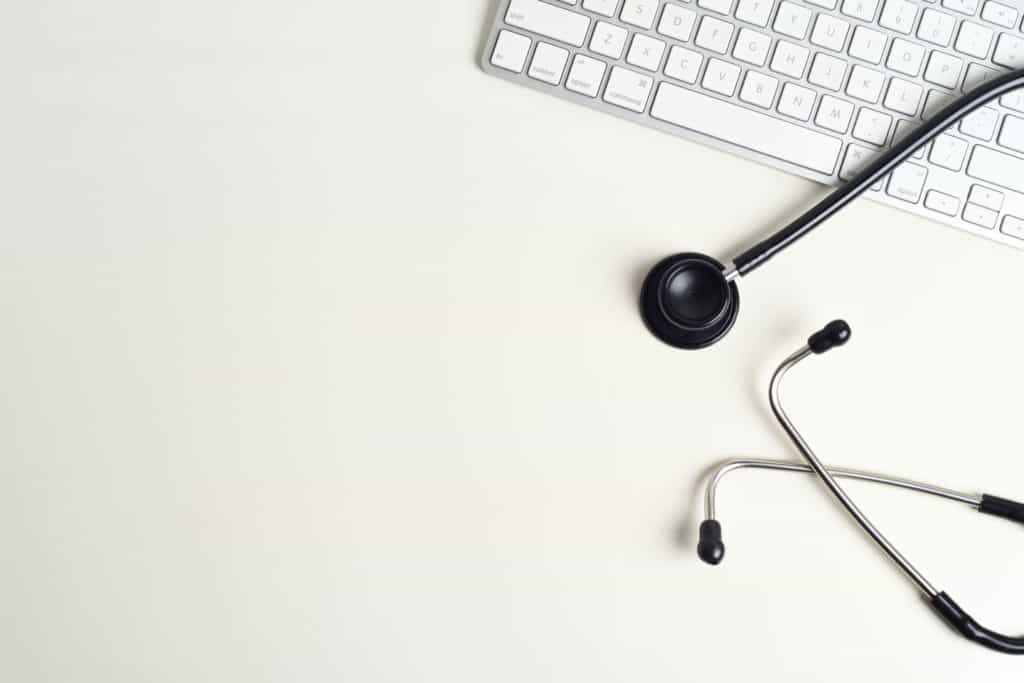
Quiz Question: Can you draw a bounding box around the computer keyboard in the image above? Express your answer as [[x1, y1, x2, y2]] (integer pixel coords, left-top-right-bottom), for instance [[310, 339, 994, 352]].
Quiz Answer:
[[479, 0, 1024, 248]]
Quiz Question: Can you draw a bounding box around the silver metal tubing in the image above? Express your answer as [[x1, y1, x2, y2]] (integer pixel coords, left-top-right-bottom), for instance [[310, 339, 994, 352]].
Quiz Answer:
[[769, 346, 940, 598], [704, 457, 981, 521], [722, 266, 739, 283]]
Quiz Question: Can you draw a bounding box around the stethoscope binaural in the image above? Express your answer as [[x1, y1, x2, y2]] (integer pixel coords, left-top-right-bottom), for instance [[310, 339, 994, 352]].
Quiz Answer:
[[639, 69, 1024, 654]]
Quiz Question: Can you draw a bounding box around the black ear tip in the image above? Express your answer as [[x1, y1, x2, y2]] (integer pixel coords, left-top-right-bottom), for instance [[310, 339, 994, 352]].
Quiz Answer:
[[640, 253, 740, 350], [829, 319, 852, 342], [808, 319, 852, 354], [697, 520, 725, 565]]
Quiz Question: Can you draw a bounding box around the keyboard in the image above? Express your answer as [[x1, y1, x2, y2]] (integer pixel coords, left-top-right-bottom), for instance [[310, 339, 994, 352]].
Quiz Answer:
[[479, 0, 1024, 249]]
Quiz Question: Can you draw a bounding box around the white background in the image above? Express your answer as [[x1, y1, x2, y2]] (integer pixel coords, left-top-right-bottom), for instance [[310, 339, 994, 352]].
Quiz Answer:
[[3, 1, 1024, 680]]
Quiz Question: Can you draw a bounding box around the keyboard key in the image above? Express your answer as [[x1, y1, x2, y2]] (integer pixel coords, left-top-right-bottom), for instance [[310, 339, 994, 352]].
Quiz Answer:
[[664, 45, 704, 82], [815, 95, 856, 132], [967, 146, 1024, 193], [887, 38, 927, 75], [1000, 91, 1024, 113], [1002, 215, 1024, 240], [981, 1, 1018, 27], [923, 51, 964, 88], [591, 21, 628, 58], [884, 78, 923, 115], [506, 0, 591, 47], [929, 133, 970, 169], [886, 162, 928, 202], [962, 63, 999, 92], [925, 190, 961, 215], [840, 143, 878, 179], [993, 33, 1024, 68], [847, 64, 886, 102], [809, 53, 847, 90], [702, 59, 742, 96], [848, 26, 888, 63], [807, 0, 837, 8], [968, 184, 1004, 210], [696, 16, 735, 53], [529, 42, 570, 84], [842, 0, 881, 22], [771, 40, 810, 77], [917, 9, 957, 46], [853, 107, 893, 145], [955, 22, 994, 58], [621, 0, 659, 29], [491, 30, 532, 72], [740, 70, 780, 107], [698, 0, 735, 14], [650, 82, 842, 174], [778, 82, 817, 120], [879, 0, 918, 34], [998, 115, 1024, 153], [735, 0, 777, 27], [963, 203, 998, 228], [627, 34, 667, 71], [566, 54, 607, 96], [774, 2, 813, 39], [658, 4, 698, 41], [582, 0, 621, 17], [811, 15, 851, 51], [942, 0, 980, 15], [603, 66, 654, 112], [733, 27, 772, 65], [959, 106, 999, 139]]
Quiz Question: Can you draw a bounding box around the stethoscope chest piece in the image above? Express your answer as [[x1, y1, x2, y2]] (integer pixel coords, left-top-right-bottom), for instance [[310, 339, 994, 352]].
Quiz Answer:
[[640, 252, 739, 350]]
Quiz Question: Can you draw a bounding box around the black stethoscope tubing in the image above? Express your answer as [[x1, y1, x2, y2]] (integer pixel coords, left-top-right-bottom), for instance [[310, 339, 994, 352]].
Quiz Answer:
[[732, 69, 1024, 278]]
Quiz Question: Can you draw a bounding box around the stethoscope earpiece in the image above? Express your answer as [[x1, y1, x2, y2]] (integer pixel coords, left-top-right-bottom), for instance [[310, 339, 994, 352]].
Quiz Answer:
[[639, 252, 739, 350], [697, 519, 725, 565], [808, 319, 851, 354]]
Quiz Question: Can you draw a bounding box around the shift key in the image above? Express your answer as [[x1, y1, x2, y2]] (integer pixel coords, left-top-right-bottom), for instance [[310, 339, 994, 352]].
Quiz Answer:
[[967, 146, 1024, 194], [505, 0, 591, 47]]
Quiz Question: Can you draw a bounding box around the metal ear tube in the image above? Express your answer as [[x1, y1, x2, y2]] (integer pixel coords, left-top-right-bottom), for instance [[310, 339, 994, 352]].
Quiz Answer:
[[696, 320, 1024, 654]]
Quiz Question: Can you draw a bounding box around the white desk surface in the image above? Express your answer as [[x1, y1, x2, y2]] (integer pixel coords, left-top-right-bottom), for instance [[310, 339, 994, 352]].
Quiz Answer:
[[3, 2, 1024, 681]]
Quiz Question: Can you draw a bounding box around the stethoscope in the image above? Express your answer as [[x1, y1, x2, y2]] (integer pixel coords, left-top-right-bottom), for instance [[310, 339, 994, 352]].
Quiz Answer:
[[638, 69, 1024, 654]]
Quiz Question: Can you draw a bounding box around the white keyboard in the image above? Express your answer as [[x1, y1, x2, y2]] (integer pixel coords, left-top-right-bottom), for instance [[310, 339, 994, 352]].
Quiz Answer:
[[480, 0, 1024, 248]]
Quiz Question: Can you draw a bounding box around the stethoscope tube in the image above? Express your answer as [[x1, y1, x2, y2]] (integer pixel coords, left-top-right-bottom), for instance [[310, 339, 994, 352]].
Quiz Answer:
[[732, 69, 1024, 278]]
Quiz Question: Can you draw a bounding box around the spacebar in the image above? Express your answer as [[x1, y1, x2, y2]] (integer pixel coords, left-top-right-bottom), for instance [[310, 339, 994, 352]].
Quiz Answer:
[[650, 83, 842, 176]]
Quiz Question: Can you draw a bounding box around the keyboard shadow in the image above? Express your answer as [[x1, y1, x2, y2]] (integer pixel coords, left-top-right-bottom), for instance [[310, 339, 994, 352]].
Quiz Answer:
[[473, 0, 502, 65]]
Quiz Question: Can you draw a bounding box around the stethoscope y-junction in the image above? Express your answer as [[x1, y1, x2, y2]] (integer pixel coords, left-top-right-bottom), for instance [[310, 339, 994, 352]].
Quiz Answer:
[[636, 69, 1024, 653]]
